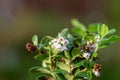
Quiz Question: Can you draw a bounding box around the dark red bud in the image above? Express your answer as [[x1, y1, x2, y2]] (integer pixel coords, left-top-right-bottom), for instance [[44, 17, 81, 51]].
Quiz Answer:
[[26, 42, 36, 52], [94, 63, 101, 71]]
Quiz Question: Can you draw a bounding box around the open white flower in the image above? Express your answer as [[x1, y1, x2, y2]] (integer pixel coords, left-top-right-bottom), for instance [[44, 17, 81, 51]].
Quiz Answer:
[[92, 69, 100, 77], [83, 52, 91, 59], [90, 44, 97, 53], [50, 33, 69, 51]]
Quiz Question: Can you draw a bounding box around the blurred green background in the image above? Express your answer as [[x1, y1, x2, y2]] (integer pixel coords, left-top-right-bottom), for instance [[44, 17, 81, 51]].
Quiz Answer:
[[0, 0, 120, 80]]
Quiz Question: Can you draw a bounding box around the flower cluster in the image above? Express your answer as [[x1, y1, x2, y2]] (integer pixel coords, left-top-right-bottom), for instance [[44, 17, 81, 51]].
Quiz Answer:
[[49, 33, 69, 51], [82, 40, 97, 59], [26, 19, 119, 80]]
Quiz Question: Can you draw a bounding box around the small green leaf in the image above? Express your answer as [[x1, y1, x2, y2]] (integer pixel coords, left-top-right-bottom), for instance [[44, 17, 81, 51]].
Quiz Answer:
[[88, 23, 98, 33], [40, 36, 52, 45], [89, 61, 94, 69], [32, 35, 38, 46], [72, 38, 82, 48], [92, 52, 98, 58], [67, 34, 74, 41], [99, 35, 120, 48], [72, 28, 86, 37], [72, 48, 80, 56], [105, 35, 120, 43], [71, 48, 80, 60], [71, 19, 86, 31], [61, 28, 68, 37], [107, 29, 116, 35], [101, 35, 120, 44], [97, 24, 109, 38], [56, 62, 70, 73], [87, 70, 92, 80], [74, 60, 88, 68], [55, 73, 67, 80], [76, 71, 87, 78], [29, 67, 56, 79], [53, 69, 68, 74], [34, 54, 48, 61], [64, 51, 70, 59], [29, 66, 40, 73], [99, 43, 111, 48]]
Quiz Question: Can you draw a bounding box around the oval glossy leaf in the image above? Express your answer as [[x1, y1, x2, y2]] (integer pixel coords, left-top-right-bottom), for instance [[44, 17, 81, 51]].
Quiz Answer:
[[34, 54, 48, 61], [88, 23, 98, 33], [32, 35, 38, 46], [56, 62, 70, 73], [97, 24, 109, 38], [74, 60, 88, 68], [71, 19, 86, 31], [107, 29, 116, 35], [60, 28, 69, 37]]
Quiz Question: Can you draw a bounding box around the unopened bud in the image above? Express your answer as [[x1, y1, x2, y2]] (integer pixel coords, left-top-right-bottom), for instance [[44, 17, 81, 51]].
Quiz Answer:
[[26, 42, 36, 52]]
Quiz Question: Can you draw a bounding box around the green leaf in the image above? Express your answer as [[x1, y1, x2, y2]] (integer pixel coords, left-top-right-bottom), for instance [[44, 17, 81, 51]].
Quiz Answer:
[[32, 35, 38, 46], [72, 48, 80, 60], [72, 28, 86, 37], [88, 61, 94, 69], [55, 73, 67, 80], [56, 62, 70, 73], [29, 66, 40, 73], [74, 60, 88, 68], [88, 23, 98, 33], [99, 35, 120, 48], [29, 67, 55, 79], [61, 28, 68, 37], [40, 36, 52, 45], [53, 69, 68, 80], [87, 70, 92, 80], [53, 69, 68, 74], [34, 54, 48, 61], [67, 34, 74, 41], [107, 29, 116, 35], [101, 35, 120, 44], [92, 52, 98, 58], [71, 19, 86, 31], [99, 43, 111, 48], [72, 37, 82, 48], [76, 71, 87, 78], [72, 48, 80, 56], [97, 24, 109, 38], [42, 59, 51, 68], [64, 51, 70, 59]]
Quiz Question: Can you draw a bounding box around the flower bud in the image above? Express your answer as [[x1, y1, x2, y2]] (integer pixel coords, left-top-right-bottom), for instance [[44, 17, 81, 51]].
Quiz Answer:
[[26, 42, 36, 52], [92, 63, 101, 77]]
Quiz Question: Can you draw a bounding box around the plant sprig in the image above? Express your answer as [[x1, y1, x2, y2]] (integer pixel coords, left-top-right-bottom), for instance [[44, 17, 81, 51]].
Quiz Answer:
[[26, 19, 120, 80]]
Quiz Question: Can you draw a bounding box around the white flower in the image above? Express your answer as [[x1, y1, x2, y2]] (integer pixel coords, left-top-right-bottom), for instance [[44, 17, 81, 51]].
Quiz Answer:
[[83, 52, 91, 59], [50, 33, 69, 51], [58, 36, 64, 42], [60, 46, 67, 51], [84, 40, 97, 53], [90, 44, 97, 53], [51, 38, 58, 44], [52, 43, 61, 49], [92, 69, 100, 77], [61, 39, 69, 46]]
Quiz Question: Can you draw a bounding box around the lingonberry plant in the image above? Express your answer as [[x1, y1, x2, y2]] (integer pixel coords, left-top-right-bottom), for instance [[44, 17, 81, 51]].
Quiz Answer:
[[26, 19, 120, 80]]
